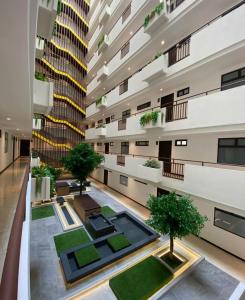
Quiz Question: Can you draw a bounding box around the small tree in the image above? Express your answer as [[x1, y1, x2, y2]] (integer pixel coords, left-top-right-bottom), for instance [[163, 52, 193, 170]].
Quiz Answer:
[[147, 192, 207, 255], [61, 143, 104, 194]]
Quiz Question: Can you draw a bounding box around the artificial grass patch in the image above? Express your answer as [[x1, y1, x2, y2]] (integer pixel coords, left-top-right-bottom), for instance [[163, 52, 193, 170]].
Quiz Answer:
[[32, 205, 55, 220], [109, 256, 173, 300], [54, 228, 90, 256], [161, 252, 183, 269], [74, 245, 101, 268], [101, 206, 116, 217], [107, 234, 131, 252]]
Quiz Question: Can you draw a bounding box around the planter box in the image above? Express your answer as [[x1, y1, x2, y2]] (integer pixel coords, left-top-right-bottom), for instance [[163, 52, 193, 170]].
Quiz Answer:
[[31, 177, 50, 202], [99, 4, 111, 25], [144, 6, 168, 35], [96, 96, 107, 109], [33, 79, 54, 115], [98, 35, 109, 53], [137, 165, 162, 183], [96, 127, 107, 137], [35, 37, 45, 59], [142, 55, 167, 83], [31, 157, 40, 168], [97, 66, 109, 82]]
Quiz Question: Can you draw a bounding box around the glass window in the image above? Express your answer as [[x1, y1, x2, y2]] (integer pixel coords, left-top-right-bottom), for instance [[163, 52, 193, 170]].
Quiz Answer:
[[121, 142, 129, 154], [221, 67, 245, 90], [214, 208, 245, 238], [218, 138, 245, 165], [177, 87, 190, 97], [135, 141, 149, 146], [122, 109, 131, 119], [175, 139, 187, 146], [137, 102, 151, 111], [120, 175, 128, 186]]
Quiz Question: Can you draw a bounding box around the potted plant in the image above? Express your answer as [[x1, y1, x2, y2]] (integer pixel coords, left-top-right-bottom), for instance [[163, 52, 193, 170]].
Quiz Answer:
[[61, 143, 104, 194], [144, 2, 165, 28], [137, 159, 161, 183], [31, 166, 51, 201], [147, 192, 207, 271]]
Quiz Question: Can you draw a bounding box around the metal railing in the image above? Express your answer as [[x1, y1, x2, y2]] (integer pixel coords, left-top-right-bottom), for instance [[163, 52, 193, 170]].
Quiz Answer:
[[168, 37, 190, 67], [162, 161, 184, 180]]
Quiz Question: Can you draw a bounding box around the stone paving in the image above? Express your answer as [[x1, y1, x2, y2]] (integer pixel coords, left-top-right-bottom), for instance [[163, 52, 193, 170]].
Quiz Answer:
[[30, 185, 242, 300]]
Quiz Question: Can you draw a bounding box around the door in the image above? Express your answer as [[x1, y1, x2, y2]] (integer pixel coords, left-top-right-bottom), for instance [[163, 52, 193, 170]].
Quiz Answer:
[[104, 143, 110, 154], [157, 188, 170, 197], [105, 117, 111, 124], [158, 141, 172, 173], [20, 140, 30, 157], [160, 93, 174, 122], [104, 170, 108, 185], [13, 137, 15, 162]]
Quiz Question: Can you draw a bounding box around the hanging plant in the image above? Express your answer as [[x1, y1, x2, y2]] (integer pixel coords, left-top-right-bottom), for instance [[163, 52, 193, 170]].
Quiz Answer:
[[140, 111, 161, 127]]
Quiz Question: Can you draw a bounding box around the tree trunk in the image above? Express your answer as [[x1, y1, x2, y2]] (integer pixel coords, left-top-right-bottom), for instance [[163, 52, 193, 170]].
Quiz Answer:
[[79, 182, 83, 195], [170, 236, 174, 256]]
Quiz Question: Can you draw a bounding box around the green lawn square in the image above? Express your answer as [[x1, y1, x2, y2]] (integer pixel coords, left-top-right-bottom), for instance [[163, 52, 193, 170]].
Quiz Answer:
[[32, 205, 55, 220], [54, 229, 90, 256], [101, 206, 116, 217], [107, 234, 131, 252], [109, 256, 173, 300], [74, 245, 101, 268]]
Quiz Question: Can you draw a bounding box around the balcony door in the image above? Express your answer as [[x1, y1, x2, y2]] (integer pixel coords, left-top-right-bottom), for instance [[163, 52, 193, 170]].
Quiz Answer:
[[158, 141, 172, 173], [104, 143, 110, 154], [160, 93, 174, 122], [104, 170, 108, 185]]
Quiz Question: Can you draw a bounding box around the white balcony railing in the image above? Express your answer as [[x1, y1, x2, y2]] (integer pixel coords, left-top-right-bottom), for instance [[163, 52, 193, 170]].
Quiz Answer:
[[99, 4, 111, 25]]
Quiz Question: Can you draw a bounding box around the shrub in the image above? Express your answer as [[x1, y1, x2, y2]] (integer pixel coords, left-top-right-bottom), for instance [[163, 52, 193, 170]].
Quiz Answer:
[[74, 245, 101, 267], [143, 159, 160, 169], [140, 111, 161, 127], [107, 234, 131, 252], [35, 72, 48, 82]]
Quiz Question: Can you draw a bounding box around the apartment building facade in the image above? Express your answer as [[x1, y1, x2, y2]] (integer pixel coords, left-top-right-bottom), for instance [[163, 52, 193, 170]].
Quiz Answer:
[[32, 0, 89, 166], [85, 0, 245, 259]]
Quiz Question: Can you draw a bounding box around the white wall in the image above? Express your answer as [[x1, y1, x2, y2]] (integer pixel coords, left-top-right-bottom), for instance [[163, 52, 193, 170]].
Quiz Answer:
[[0, 128, 20, 172]]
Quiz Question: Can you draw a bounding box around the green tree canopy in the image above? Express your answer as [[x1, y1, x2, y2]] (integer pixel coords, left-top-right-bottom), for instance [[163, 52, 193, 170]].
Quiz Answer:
[[147, 192, 207, 253], [61, 143, 104, 193]]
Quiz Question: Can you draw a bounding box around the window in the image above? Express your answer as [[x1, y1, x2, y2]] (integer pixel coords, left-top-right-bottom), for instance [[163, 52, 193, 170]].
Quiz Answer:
[[135, 141, 149, 146], [221, 67, 245, 90], [122, 109, 131, 119], [110, 115, 115, 121], [119, 79, 128, 95], [121, 41, 130, 59], [218, 138, 245, 165], [121, 142, 129, 154], [175, 139, 187, 146], [137, 101, 151, 111], [122, 4, 131, 23], [214, 208, 245, 238], [97, 142, 102, 146], [120, 175, 128, 186], [177, 87, 189, 97]]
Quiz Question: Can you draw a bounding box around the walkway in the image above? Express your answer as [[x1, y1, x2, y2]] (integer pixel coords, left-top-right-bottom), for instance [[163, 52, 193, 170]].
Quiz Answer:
[[0, 158, 29, 281]]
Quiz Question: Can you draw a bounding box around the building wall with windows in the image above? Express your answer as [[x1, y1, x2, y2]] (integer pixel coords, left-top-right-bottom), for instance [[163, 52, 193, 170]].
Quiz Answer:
[[86, 0, 245, 259]]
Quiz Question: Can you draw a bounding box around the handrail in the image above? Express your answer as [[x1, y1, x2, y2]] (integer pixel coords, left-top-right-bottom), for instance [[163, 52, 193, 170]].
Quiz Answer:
[[87, 0, 245, 107], [97, 151, 245, 170], [0, 163, 30, 300], [87, 79, 245, 125]]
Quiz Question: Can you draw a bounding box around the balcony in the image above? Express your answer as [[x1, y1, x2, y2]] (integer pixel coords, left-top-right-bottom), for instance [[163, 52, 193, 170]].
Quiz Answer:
[[137, 164, 162, 183], [35, 36, 45, 59], [37, 0, 58, 40], [96, 96, 108, 109], [97, 65, 109, 82], [99, 4, 111, 25], [142, 55, 167, 83], [33, 78, 54, 115], [144, 2, 168, 35]]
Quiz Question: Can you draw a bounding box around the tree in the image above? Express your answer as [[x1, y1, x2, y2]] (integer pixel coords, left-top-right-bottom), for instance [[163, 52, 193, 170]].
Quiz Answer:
[[61, 143, 104, 194], [147, 192, 207, 255]]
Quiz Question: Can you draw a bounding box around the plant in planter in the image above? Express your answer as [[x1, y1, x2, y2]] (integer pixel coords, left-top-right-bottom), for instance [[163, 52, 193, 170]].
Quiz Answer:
[[147, 193, 207, 261], [143, 159, 160, 169], [154, 52, 162, 60], [98, 35, 105, 50], [144, 2, 164, 28], [57, 0, 62, 15], [35, 72, 48, 82], [140, 111, 161, 127], [61, 143, 104, 194]]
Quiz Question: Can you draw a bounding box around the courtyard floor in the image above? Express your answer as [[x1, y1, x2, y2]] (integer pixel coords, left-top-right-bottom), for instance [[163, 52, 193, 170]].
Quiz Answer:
[[30, 180, 245, 300]]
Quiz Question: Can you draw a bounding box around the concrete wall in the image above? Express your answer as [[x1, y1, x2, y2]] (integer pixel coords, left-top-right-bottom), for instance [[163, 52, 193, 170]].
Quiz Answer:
[[0, 127, 20, 172]]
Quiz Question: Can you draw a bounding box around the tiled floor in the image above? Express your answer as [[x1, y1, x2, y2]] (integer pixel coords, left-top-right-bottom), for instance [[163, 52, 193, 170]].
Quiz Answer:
[[0, 157, 29, 281]]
